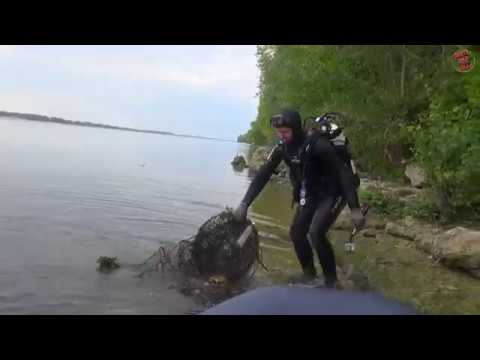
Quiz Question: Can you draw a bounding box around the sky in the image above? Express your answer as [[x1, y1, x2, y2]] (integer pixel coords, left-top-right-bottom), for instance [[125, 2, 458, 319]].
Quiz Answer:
[[0, 45, 260, 140]]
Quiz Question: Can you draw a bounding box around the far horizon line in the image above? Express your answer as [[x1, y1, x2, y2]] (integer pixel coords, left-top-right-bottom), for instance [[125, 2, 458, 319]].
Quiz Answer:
[[0, 110, 237, 143]]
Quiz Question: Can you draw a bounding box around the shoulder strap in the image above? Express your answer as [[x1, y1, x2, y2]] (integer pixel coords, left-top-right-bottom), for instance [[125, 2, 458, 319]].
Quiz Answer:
[[303, 131, 323, 159]]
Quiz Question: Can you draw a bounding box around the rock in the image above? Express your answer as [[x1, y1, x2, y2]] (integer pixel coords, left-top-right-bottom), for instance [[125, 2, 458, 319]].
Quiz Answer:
[[385, 222, 416, 241], [403, 216, 416, 228], [247, 146, 270, 172], [361, 229, 377, 238], [434, 227, 480, 278], [414, 227, 480, 278], [415, 232, 439, 254], [246, 146, 289, 178], [334, 210, 384, 232], [337, 265, 371, 291], [405, 164, 426, 188], [371, 219, 386, 230], [394, 188, 416, 198], [374, 222, 386, 230], [231, 155, 247, 170]]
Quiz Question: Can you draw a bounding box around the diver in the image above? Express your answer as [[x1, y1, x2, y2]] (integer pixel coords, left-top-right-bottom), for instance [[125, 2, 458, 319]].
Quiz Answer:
[[233, 109, 365, 288]]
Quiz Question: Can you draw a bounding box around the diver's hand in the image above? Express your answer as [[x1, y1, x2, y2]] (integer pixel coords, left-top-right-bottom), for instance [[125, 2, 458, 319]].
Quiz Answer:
[[233, 203, 248, 222], [351, 208, 366, 230]]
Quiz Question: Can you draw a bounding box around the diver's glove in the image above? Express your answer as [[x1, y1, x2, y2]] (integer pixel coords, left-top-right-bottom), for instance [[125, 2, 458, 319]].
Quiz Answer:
[[351, 208, 366, 230], [233, 202, 249, 222]]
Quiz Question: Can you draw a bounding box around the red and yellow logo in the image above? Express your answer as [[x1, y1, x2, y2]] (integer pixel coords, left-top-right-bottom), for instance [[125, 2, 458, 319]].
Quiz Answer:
[[452, 48, 476, 73]]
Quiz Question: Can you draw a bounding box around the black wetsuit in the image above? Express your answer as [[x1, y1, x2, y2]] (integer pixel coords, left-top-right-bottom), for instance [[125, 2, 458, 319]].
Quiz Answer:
[[241, 135, 360, 284]]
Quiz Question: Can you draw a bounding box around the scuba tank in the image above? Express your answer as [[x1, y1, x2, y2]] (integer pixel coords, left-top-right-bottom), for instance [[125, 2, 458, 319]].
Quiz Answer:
[[305, 112, 343, 139], [298, 112, 360, 207], [304, 112, 354, 165]]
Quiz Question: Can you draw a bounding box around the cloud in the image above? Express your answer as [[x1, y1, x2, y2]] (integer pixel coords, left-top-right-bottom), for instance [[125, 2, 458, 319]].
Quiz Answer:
[[0, 46, 260, 138], [25, 45, 259, 102]]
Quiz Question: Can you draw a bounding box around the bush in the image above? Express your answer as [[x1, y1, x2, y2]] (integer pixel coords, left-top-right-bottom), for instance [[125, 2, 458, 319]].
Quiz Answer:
[[413, 73, 480, 220], [359, 189, 403, 218], [403, 196, 441, 222], [246, 45, 480, 222], [359, 189, 440, 222]]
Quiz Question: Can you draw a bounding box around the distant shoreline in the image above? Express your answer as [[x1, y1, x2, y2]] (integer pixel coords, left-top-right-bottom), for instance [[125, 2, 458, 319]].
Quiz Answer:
[[0, 110, 233, 142]]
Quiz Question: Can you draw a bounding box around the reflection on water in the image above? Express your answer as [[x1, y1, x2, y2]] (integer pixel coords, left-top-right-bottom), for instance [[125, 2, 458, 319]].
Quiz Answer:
[[0, 118, 251, 314]]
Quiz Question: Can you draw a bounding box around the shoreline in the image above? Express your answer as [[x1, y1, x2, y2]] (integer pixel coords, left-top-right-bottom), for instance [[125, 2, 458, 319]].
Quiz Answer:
[[0, 111, 233, 142], [238, 145, 480, 314]]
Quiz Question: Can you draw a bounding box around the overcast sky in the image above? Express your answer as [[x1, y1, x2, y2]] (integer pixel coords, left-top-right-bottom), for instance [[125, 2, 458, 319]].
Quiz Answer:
[[0, 45, 260, 140]]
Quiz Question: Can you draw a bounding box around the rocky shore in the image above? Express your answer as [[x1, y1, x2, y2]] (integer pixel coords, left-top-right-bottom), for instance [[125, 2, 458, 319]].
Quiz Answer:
[[242, 145, 480, 281]]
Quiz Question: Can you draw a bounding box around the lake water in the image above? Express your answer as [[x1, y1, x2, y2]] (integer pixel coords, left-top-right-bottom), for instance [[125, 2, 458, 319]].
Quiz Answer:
[[0, 118, 274, 314], [5, 118, 480, 315]]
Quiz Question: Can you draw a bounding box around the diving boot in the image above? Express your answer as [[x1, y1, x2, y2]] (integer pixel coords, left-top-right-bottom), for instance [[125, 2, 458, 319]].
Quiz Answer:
[[324, 277, 343, 290], [288, 266, 318, 285]]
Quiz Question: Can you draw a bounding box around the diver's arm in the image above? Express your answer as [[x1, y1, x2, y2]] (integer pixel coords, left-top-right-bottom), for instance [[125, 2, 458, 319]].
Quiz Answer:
[[312, 138, 360, 211], [241, 147, 282, 207]]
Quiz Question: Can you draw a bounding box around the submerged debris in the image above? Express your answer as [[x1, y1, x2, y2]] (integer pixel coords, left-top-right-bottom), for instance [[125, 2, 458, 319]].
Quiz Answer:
[[135, 209, 263, 281], [96, 256, 120, 273], [192, 209, 261, 282], [117, 209, 267, 307]]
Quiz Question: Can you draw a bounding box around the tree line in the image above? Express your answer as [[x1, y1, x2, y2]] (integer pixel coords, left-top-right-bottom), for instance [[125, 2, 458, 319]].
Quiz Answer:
[[239, 45, 480, 220]]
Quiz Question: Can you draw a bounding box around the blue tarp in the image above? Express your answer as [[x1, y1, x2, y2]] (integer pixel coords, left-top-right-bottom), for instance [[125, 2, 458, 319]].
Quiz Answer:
[[201, 286, 417, 315]]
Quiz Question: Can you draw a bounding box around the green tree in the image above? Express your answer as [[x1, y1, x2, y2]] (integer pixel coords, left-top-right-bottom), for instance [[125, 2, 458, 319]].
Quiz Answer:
[[244, 45, 480, 220]]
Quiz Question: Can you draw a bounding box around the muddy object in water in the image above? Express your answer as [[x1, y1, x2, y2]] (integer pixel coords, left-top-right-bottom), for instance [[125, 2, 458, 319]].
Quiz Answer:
[[134, 209, 263, 301], [117, 210, 265, 308], [97, 256, 120, 273], [134, 239, 198, 279], [137, 210, 261, 282], [191, 210, 260, 282]]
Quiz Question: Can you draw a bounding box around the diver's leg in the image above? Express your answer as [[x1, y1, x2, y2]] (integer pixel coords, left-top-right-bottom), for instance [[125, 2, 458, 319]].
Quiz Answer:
[[289, 203, 317, 279], [307, 195, 345, 288], [325, 196, 347, 230]]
